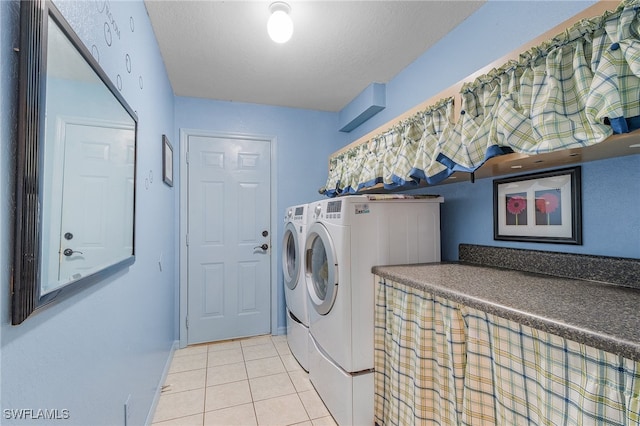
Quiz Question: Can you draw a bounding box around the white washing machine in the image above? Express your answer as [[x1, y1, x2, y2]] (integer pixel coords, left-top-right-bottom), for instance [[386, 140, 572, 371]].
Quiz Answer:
[[305, 195, 443, 425], [282, 204, 310, 371]]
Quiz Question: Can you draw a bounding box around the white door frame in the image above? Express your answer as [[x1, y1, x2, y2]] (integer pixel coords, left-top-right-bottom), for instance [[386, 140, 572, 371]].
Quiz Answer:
[[179, 128, 278, 348]]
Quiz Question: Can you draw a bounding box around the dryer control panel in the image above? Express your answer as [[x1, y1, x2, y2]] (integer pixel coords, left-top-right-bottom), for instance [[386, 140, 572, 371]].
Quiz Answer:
[[293, 206, 305, 219], [326, 200, 342, 214], [285, 205, 307, 222], [314, 200, 343, 220]]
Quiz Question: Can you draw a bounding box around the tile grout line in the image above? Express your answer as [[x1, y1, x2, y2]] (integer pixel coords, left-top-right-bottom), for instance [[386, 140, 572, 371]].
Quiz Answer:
[[242, 341, 261, 425], [156, 335, 335, 426], [281, 351, 315, 425], [201, 343, 210, 426]]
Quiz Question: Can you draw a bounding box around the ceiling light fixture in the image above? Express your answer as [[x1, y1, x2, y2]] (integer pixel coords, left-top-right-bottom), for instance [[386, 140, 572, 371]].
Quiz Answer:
[[267, 2, 293, 44]]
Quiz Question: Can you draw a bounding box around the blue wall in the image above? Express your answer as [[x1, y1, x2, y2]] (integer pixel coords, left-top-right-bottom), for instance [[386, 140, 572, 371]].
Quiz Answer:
[[175, 97, 346, 332], [1, 1, 177, 424], [1, 0, 638, 424], [414, 155, 640, 261], [174, 0, 639, 340], [341, 0, 640, 261], [348, 1, 602, 141]]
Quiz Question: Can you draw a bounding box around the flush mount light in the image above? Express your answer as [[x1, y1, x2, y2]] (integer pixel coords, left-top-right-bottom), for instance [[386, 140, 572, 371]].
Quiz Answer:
[[268, 2, 293, 43]]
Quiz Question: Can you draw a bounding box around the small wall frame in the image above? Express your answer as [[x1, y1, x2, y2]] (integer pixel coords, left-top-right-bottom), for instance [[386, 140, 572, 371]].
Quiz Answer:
[[162, 134, 173, 187], [493, 166, 582, 244]]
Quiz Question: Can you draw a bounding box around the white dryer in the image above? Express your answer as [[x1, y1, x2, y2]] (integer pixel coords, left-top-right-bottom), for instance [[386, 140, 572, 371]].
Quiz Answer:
[[282, 204, 310, 371], [305, 195, 443, 426]]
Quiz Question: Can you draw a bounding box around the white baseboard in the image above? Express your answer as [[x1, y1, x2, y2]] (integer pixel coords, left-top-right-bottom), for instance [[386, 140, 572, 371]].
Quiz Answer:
[[144, 340, 179, 426]]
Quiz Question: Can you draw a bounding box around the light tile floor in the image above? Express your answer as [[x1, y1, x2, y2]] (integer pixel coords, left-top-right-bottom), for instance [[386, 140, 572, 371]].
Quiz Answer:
[[151, 335, 337, 426]]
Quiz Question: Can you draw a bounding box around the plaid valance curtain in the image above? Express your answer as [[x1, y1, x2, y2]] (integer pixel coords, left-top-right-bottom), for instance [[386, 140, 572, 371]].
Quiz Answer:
[[322, 0, 640, 198]]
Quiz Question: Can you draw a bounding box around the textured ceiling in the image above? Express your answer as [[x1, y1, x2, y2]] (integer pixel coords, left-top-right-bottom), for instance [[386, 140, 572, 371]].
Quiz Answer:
[[144, 1, 485, 112]]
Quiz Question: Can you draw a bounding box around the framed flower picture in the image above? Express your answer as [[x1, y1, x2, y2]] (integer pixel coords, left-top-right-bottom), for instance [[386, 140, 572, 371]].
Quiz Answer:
[[493, 166, 582, 244]]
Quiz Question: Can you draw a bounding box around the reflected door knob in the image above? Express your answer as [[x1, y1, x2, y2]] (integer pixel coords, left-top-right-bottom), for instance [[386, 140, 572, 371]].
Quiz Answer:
[[254, 244, 269, 250], [63, 248, 83, 256]]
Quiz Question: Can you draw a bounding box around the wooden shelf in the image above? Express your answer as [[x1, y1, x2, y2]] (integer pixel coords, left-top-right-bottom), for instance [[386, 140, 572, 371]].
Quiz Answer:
[[452, 129, 640, 183]]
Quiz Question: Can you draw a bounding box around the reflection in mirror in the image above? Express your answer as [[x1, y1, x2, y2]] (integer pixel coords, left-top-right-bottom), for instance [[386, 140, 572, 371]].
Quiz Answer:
[[41, 17, 135, 294], [13, 0, 137, 324]]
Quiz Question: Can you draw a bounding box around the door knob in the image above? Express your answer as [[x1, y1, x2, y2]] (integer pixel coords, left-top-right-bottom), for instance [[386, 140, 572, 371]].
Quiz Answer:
[[254, 243, 269, 251], [63, 248, 83, 257]]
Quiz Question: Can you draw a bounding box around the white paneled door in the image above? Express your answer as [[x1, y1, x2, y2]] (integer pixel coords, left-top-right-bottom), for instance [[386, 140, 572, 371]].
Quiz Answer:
[[186, 134, 272, 345], [57, 122, 135, 287]]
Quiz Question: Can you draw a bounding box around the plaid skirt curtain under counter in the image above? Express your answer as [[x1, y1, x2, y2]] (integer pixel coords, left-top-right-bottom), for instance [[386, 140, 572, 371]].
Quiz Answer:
[[374, 278, 467, 425], [374, 277, 640, 426]]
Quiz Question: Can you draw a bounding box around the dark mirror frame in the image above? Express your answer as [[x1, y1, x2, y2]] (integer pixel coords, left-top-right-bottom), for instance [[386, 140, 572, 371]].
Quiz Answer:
[[13, 0, 138, 325]]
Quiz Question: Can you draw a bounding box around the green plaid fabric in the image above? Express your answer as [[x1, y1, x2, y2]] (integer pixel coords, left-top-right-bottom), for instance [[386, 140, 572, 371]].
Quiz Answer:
[[374, 278, 467, 425], [374, 277, 640, 426], [587, 2, 640, 129], [389, 118, 423, 186], [321, 0, 639, 197], [420, 99, 452, 180], [381, 131, 401, 187], [323, 156, 341, 196], [394, 98, 454, 183], [342, 145, 366, 193], [360, 137, 385, 189], [495, 16, 621, 155]]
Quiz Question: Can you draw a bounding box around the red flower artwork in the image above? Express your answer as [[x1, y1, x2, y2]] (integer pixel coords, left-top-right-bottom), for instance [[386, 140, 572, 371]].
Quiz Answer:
[[506, 195, 526, 225], [507, 196, 526, 215], [536, 193, 559, 214], [535, 192, 560, 225]]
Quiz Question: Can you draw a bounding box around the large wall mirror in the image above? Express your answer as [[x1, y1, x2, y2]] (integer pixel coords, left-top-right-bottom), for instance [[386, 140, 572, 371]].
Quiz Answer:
[[13, 0, 137, 324]]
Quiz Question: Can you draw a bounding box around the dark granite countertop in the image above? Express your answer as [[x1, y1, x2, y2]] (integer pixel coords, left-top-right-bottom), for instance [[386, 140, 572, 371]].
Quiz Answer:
[[372, 262, 640, 362]]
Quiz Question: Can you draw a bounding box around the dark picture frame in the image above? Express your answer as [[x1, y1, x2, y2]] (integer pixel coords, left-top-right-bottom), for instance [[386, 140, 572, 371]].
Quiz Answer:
[[162, 134, 173, 187], [493, 166, 582, 244]]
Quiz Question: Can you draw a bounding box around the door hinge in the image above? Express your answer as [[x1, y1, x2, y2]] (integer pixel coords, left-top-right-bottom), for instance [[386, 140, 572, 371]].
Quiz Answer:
[[185, 234, 189, 246], [185, 317, 189, 329], [185, 152, 189, 164]]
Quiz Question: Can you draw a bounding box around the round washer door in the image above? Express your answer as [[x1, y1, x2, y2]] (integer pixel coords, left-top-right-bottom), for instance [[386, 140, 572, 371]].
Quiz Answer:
[[282, 221, 300, 291], [305, 222, 338, 315]]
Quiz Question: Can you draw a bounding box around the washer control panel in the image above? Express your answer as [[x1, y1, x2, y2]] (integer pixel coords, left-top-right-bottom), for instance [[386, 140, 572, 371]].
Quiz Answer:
[[285, 205, 307, 223]]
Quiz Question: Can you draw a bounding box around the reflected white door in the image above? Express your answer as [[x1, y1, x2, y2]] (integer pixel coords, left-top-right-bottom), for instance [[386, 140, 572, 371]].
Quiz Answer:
[[57, 122, 135, 286], [187, 135, 271, 344]]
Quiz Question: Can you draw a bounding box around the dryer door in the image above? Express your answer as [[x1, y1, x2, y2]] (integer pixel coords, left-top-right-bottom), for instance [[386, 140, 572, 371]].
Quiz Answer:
[[282, 221, 300, 291], [305, 222, 338, 315]]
